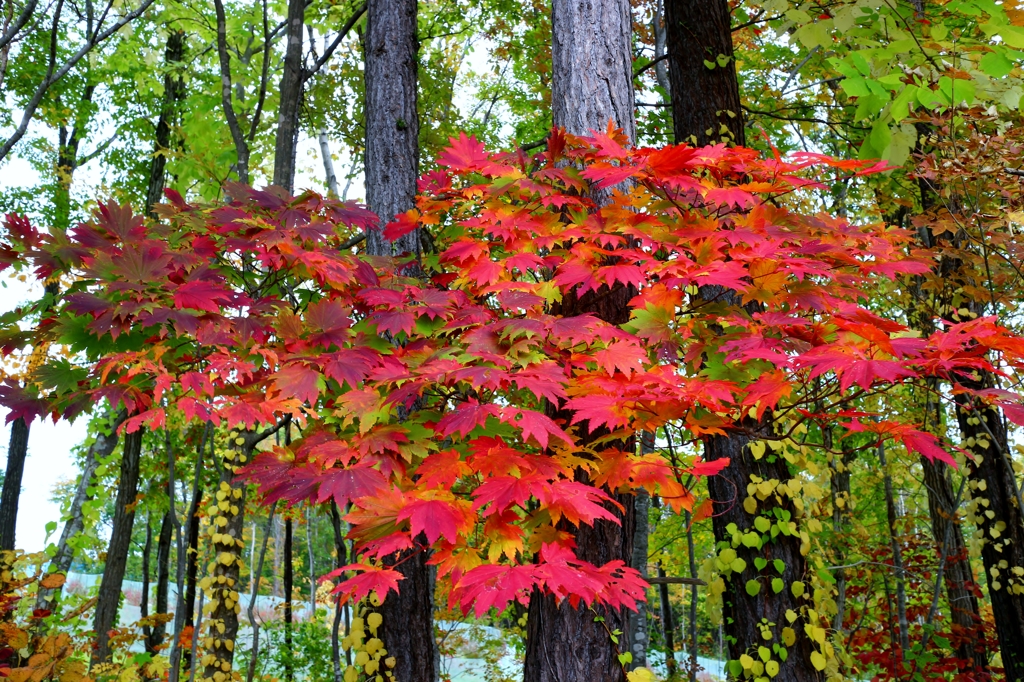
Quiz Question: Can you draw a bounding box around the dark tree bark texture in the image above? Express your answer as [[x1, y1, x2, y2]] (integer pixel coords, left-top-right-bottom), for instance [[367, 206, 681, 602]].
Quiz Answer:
[[147, 509, 173, 653], [956, 378, 1024, 681], [364, 0, 420, 260], [0, 417, 30, 551], [550, 0, 635, 145], [93, 427, 144, 665], [145, 29, 186, 215], [523, 3, 637, 681], [664, 0, 744, 146], [272, 0, 304, 192], [363, 2, 436, 680], [665, 3, 822, 678]]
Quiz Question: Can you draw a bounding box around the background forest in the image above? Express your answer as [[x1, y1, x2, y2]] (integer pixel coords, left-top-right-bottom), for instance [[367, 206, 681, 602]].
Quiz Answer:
[[2, 1, 1024, 682]]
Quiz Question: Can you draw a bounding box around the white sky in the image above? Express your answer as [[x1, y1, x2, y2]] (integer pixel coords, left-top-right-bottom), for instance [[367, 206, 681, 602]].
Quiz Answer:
[[0, 275, 88, 553]]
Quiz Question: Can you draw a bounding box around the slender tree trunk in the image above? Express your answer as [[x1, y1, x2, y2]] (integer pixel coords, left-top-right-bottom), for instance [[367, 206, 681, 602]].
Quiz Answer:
[[93, 427, 144, 665], [318, 130, 339, 198], [877, 443, 910, 654], [141, 514, 154, 637], [199, 433, 251, 682], [0, 417, 30, 551], [146, 28, 186, 215], [147, 510, 173, 653], [684, 510, 698, 682], [273, 515, 284, 598], [181, 482, 203, 673], [363, 1, 435, 680], [330, 503, 347, 682], [919, 455, 987, 669], [664, 0, 743, 147], [170, 426, 207, 682], [656, 562, 676, 678], [652, 0, 670, 95], [525, 4, 636, 682], [284, 516, 294, 682], [272, 0, 304, 192], [824, 416, 852, 634], [627, 491, 650, 669], [36, 410, 125, 611]]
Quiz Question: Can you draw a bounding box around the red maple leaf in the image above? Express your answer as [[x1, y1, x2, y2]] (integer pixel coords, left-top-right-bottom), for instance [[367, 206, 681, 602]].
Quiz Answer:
[[327, 564, 404, 604], [272, 363, 321, 405], [397, 497, 468, 544]]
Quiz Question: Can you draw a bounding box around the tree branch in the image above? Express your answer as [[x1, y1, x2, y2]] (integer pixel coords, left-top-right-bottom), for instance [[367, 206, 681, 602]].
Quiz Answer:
[[302, 1, 366, 83]]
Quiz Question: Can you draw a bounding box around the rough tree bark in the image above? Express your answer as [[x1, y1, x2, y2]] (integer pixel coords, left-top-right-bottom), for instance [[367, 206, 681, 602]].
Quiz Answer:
[[283, 517, 294, 682], [524, 3, 636, 682], [666, 5, 823, 679], [272, 0, 305, 192], [145, 28, 186, 215], [199, 431, 254, 682], [0, 417, 30, 551], [955, 370, 1024, 681], [664, 0, 743, 147], [901, 163, 992, 674], [362, 1, 436, 680], [364, 0, 420, 260], [92, 427, 144, 665], [146, 509, 173, 653]]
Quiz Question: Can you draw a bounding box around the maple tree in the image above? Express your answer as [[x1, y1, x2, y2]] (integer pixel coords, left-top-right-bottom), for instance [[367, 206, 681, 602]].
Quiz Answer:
[[4, 121, 1024, 679]]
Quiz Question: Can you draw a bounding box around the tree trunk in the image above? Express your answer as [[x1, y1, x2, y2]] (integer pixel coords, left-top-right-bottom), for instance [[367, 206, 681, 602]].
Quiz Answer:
[[93, 426, 144, 665], [272, 0, 304, 192], [550, 0, 635, 145], [36, 410, 126, 611], [141, 514, 153, 638], [363, 1, 436, 679], [364, 0, 420, 260], [199, 433, 251, 682], [147, 509, 173, 653], [273, 515, 284, 597], [702, 419, 821, 681], [656, 562, 676, 678], [146, 28, 186, 215], [283, 516, 294, 682], [919, 456, 987, 670], [627, 491, 650, 669], [0, 417, 30, 551], [664, 0, 744, 147], [955, 378, 1024, 681], [330, 503, 347, 682], [666, 3, 821, 679], [877, 443, 910, 654], [524, 4, 636, 681], [318, 130, 339, 198]]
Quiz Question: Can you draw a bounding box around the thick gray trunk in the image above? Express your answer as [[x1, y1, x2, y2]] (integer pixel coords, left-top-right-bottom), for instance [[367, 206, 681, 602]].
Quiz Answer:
[[272, 0, 305, 192], [363, 2, 435, 680], [93, 427, 144, 665], [550, 0, 635, 144], [364, 0, 420, 260], [523, 4, 637, 682]]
